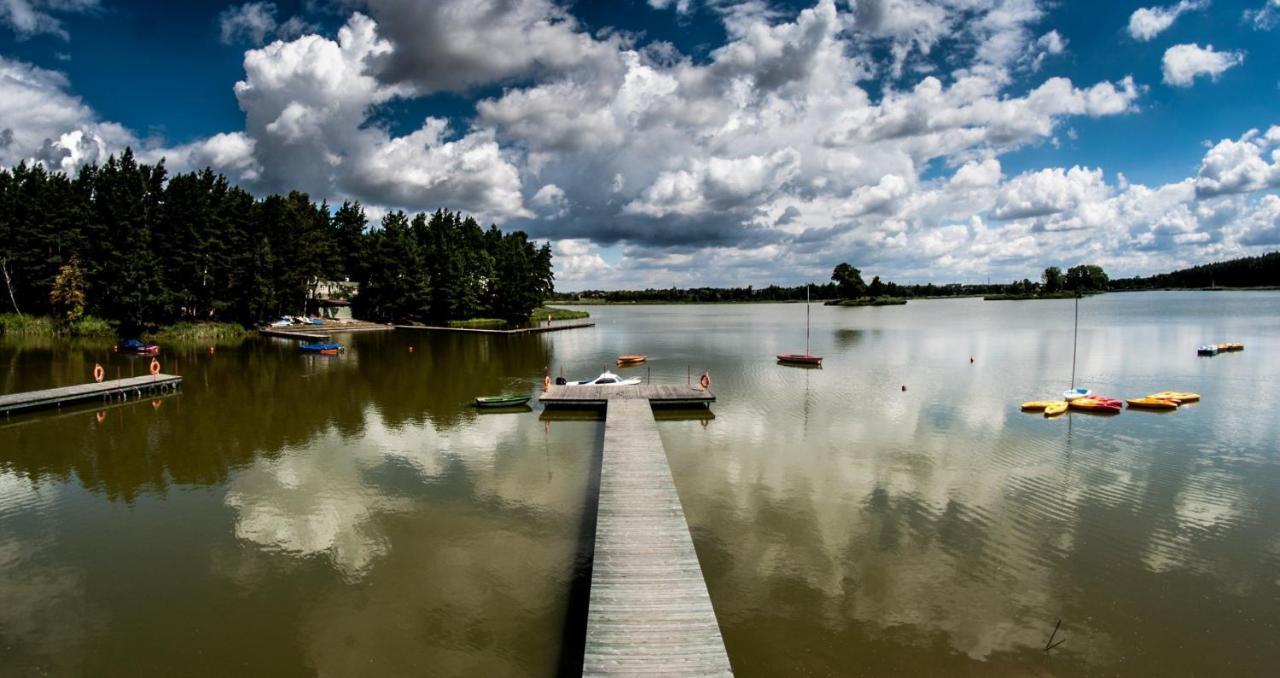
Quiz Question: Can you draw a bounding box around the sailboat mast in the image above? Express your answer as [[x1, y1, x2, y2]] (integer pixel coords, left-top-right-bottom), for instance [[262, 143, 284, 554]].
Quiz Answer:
[[1070, 291, 1079, 389], [805, 284, 811, 355]]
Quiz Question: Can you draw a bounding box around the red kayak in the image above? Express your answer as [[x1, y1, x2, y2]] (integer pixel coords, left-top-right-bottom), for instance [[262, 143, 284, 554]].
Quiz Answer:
[[777, 353, 822, 366], [1068, 396, 1123, 414]]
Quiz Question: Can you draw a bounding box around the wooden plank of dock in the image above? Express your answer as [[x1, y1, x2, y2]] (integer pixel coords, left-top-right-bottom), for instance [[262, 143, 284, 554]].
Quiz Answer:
[[583, 396, 732, 675], [0, 374, 183, 416], [260, 323, 393, 341], [540, 384, 714, 408], [394, 322, 595, 335]]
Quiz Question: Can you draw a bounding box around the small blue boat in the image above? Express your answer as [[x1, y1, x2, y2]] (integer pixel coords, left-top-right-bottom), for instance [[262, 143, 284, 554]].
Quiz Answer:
[[116, 338, 160, 354], [300, 342, 343, 354]]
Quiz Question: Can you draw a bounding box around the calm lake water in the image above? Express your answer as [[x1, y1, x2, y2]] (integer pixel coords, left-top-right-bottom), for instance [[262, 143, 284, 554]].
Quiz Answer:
[[2, 291, 1279, 676]]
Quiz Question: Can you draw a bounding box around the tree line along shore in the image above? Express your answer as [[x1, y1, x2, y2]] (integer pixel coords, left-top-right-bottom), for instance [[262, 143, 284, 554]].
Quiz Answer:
[[0, 150, 557, 339], [553, 254, 1279, 305]]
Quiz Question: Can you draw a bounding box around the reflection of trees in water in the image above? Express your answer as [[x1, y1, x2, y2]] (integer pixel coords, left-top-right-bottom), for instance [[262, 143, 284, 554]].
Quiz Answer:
[[360, 330, 550, 429], [833, 328, 873, 348], [0, 330, 553, 502]]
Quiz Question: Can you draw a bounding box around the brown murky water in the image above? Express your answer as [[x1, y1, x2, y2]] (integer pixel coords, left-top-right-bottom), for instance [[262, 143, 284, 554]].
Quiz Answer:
[[2, 291, 1279, 675]]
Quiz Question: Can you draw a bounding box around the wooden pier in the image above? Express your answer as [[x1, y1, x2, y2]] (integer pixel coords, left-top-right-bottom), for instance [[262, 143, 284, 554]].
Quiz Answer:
[[260, 322, 393, 341], [395, 322, 595, 336], [558, 389, 730, 675], [1, 374, 183, 416], [541, 383, 714, 408]]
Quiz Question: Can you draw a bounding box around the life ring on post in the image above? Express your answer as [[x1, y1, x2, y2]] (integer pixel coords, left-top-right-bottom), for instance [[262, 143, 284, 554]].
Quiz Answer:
[[150, 358, 161, 376], [93, 363, 105, 383], [699, 371, 711, 391]]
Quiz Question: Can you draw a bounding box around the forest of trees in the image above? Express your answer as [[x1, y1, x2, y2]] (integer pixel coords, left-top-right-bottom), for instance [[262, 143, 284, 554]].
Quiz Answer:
[[0, 150, 554, 332], [1111, 252, 1280, 290]]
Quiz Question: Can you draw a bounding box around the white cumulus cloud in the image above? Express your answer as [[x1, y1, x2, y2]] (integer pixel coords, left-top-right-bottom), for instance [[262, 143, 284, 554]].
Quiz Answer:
[[1194, 126, 1280, 198], [1161, 43, 1244, 87], [1128, 1, 1210, 41]]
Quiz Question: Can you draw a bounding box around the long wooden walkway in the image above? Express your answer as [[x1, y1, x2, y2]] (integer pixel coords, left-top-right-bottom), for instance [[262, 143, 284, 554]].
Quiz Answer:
[[0, 374, 183, 416], [583, 396, 732, 675], [395, 322, 595, 335]]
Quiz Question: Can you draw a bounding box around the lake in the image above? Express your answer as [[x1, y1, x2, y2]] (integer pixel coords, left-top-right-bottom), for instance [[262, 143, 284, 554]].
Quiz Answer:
[[2, 291, 1279, 675]]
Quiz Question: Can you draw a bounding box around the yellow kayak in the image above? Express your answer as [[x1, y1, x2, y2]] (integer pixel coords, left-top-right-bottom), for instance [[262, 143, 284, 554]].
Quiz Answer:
[[1127, 397, 1178, 410], [1021, 401, 1057, 412], [1044, 401, 1068, 417], [1148, 391, 1200, 403]]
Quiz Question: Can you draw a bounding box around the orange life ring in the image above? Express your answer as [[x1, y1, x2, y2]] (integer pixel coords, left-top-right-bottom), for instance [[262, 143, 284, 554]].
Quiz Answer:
[[150, 358, 161, 376], [544, 374, 552, 391], [93, 363, 105, 383], [699, 371, 711, 390]]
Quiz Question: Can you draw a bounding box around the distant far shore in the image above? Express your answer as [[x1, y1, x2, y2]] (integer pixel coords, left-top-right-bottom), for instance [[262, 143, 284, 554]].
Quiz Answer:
[[550, 287, 1280, 307]]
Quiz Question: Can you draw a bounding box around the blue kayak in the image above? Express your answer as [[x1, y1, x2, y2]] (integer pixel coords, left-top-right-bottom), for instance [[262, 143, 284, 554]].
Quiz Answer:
[[300, 342, 342, 353]]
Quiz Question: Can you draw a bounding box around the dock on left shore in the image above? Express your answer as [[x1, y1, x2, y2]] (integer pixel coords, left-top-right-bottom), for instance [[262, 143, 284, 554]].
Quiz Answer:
[[0, 374, 183, 416]]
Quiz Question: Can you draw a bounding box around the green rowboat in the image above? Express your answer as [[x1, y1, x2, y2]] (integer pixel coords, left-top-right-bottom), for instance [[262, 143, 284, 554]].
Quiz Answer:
[[474, 394, 532, 408]]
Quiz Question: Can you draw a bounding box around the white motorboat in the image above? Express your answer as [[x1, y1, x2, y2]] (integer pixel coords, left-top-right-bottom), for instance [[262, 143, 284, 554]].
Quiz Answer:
[[574, 370, 642, 386]]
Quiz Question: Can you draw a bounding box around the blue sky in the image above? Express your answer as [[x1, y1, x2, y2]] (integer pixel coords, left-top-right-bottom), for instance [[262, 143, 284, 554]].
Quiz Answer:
[[1, 1, 1279, 289]]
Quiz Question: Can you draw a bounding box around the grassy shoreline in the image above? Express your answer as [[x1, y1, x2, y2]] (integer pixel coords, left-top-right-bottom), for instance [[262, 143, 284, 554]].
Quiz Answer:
[[824, 297, 908, 307], [446, 306, 590, 329], [1, 314, 250, 343], [982, 291, 1082, 301], [0, 314, 114, 337]]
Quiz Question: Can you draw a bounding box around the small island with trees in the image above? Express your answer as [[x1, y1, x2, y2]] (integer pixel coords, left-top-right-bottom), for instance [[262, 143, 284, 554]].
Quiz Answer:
[[825, 263, 909, 306]]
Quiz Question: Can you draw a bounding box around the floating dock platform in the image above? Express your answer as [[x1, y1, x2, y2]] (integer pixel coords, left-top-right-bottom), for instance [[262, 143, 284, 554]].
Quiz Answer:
[[582, 396, 732, 675], [540, 384, 714, 408], [0, 374, 183, 416]]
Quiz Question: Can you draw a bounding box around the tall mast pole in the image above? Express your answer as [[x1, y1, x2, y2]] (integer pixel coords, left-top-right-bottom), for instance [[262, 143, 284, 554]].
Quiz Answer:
[[1070, 291, 1079, 389], [806, 284, 811, 355]]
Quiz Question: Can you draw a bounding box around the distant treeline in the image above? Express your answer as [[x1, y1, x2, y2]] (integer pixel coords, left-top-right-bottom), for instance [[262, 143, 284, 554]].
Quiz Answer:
[[555, 262, 1111, 303], [552, 281, 1040, 303], [1111, 252, 1280, 290], [550, 283, 840, 303], [0, 149, 553, 332]]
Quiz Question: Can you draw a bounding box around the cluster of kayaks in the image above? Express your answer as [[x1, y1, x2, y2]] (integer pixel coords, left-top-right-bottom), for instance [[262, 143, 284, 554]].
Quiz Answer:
[[1022, 391, 1200, 417], [1198, 342, 1244, 356]]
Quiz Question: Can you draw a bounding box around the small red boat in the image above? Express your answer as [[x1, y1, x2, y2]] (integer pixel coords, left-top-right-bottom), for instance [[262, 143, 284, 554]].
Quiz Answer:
[[777, 353, 822, 366]]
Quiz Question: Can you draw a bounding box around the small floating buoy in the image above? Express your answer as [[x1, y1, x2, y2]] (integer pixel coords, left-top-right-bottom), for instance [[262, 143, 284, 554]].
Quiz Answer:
[[209, 346, 215, 354], [970, 356, 974, 363], [408, 346, 414, 353], [901, 385, 907, 392], [95, 411, 105, 424]]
